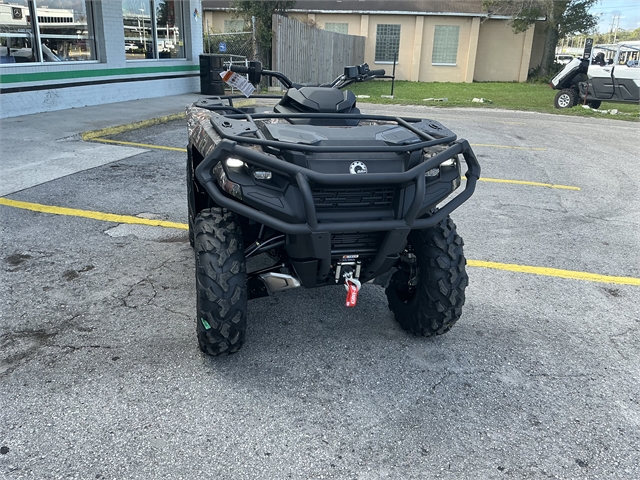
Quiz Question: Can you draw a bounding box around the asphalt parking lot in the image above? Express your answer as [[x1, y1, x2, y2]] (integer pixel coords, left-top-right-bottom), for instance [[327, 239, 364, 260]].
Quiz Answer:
[[1, 103, 639, 479]]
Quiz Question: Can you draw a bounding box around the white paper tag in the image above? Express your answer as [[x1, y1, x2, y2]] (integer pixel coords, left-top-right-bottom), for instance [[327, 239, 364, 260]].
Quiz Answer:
[[219, 70, 255, 97]]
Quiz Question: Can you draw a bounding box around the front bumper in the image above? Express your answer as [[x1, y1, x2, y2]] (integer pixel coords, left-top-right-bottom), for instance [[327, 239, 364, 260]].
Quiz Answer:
[[195, 140, 480, 235]]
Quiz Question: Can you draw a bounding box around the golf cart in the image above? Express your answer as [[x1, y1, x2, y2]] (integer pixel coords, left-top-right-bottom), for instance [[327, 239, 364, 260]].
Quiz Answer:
[[550, 39, 640, 109]]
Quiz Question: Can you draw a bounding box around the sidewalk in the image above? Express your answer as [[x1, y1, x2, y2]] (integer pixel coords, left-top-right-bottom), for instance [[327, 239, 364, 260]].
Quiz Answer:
[[0, 93, 203, 197]]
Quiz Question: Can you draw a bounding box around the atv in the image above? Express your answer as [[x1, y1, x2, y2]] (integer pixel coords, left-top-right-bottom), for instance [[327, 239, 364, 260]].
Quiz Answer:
[[186, 61, 481, 356], [550, 39, 640, 109]]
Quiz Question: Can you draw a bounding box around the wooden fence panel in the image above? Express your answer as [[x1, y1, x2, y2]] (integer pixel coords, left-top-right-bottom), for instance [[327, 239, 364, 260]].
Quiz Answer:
[[272, 15, 366, 86]]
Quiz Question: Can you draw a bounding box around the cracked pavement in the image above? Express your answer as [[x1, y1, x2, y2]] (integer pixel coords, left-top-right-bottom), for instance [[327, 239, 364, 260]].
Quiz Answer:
[[1, 105, 639, 479]]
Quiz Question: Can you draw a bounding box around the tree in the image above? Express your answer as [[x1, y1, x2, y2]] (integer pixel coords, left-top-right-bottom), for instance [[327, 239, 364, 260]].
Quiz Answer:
[[617, 27, 640, 42], [230, 0, 296, 67], [483, 0, 599, 76]]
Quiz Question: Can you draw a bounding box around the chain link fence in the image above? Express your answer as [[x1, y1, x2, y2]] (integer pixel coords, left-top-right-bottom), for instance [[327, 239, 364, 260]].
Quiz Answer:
[[203, 32, 252, 62]]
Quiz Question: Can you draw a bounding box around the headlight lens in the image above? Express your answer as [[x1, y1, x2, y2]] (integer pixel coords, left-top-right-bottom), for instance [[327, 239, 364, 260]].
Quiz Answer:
[[440, 158, 456, 168], [225, 157, 246, 168], [253, 170, 272, 180], [213, 162, 242, 200]]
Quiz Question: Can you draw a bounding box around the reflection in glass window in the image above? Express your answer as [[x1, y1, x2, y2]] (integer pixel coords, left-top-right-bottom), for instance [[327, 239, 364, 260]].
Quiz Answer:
[[156, 1, 185, 58], [1, 1, 96, 64], [122, 0, 152, 59], [36, 1, 96, 62], [1, 1, 36, 63], [122, 0, 185, 60]]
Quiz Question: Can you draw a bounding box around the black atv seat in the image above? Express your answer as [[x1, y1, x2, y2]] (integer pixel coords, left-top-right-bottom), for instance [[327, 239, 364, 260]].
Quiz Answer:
[[275, 87, 360, 125]]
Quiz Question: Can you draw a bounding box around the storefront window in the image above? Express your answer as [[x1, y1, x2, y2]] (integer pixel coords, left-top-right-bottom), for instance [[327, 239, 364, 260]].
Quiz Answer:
[[122, 0, 185, 60], [1, 0, 96, 64]]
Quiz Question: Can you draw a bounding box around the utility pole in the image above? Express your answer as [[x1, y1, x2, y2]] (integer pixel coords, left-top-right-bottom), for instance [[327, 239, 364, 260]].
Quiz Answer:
[[613, 15, 621, 44], [608, 15, 616, 44]]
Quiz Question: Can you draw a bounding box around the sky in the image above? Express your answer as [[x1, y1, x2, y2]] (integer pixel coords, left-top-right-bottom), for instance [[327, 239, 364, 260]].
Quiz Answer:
[[590, 0, 640, 32]]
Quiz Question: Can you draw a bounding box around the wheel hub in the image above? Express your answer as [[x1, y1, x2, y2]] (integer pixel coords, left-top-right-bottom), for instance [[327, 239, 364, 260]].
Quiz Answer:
[[558, 94, 571, 108]]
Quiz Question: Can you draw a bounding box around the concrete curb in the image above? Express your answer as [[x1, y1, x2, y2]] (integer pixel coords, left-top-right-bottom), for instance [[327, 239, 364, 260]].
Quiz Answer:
[[81, 112, 187, 141]]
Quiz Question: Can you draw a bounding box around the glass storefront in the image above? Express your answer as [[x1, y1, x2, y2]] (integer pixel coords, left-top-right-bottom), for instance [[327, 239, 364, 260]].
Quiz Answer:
[[0, 0, 96, 64], [122, 0, 185, 60]]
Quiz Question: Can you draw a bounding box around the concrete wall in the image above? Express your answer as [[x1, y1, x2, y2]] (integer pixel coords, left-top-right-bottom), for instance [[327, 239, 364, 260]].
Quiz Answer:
[[0, 1, 202, 119], [528, 21, 547, 72], [474, 19, 534, 82]]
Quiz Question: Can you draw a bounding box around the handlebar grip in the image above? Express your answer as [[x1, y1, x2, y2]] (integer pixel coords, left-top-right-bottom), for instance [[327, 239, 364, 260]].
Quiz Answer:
[[229, 65, 249, 74], [368, 69, 386, 76]]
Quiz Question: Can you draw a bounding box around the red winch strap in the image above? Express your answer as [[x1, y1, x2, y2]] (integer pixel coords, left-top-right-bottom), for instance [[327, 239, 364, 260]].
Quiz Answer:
[[344, 278, 362, 307]]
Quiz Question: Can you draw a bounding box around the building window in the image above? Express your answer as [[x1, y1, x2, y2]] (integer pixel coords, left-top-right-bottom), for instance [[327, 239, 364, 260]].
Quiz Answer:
[[375, 24, 400, 63], [224, 20, 245, 33], [122, 0, 186, 60], [325, 22, 348, 34], [1, 0, 96, 65], [432, 25, 459, 65]]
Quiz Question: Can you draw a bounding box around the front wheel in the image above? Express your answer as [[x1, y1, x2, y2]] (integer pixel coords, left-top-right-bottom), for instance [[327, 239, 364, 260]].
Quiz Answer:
[[554, 88, 577, 109], [194, 208, 248, 356], [586, 100, 602, 109], [386, 216, 468, 336]]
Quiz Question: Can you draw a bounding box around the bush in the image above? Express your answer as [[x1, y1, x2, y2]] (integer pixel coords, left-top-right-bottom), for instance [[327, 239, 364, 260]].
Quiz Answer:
[[527, 62, 564, 84]]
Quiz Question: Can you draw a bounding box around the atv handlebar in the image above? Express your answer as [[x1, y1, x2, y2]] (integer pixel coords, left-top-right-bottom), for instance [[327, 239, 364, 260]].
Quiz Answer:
[[229, 65, 249, 74], [228, 61, 388, 90]]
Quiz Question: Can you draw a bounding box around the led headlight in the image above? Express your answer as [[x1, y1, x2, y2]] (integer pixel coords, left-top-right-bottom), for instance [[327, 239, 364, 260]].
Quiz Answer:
[[253, 170, 272, 180], [442, 155, 462, 191], [440, 158, 456, 168], [213, 162, 242, 200], [225, 157, 246, 168]]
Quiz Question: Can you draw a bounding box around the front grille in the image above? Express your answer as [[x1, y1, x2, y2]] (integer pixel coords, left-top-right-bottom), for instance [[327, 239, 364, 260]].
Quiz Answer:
[[313, 187, 395, 211], [331, 231, 385, 255]]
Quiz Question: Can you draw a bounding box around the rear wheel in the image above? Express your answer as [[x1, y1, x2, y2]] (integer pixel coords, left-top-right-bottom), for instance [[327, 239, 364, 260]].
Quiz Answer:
[[554, 88, 577, 109], [386, 216, 468, 336], [586, 100, 602, 109], [195, 208, 248, 356]]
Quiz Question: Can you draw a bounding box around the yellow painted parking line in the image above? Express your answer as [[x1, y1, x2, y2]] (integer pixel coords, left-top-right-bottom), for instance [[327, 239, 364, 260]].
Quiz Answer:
[[81, 112, 186, 140], [2, 198, 638, 286], [477, 177, 581, 190], [470, 143, 546, 151], [0, 198, 188, 230], [468, 260, 640, 286], [90, 137, 187, 152]]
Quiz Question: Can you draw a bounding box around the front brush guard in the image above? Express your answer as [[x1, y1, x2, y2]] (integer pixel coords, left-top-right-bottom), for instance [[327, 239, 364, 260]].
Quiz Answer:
[[195, 138, 480, 235]]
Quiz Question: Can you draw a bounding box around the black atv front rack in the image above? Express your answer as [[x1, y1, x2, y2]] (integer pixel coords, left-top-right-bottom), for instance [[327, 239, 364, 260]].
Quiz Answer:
[[194, 111, 480, 236]]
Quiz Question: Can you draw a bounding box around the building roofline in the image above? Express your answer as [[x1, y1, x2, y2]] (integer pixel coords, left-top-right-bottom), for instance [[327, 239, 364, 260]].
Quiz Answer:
[[201, 7, 515, 19]]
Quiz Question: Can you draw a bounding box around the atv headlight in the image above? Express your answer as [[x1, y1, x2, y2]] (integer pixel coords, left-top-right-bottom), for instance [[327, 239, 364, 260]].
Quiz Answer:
[[442, 156, 462, 191], [225, 157, 246, 169], [441, 158, 456, 168], [213, 162, 242, 200], [252, 169, 272, 180]]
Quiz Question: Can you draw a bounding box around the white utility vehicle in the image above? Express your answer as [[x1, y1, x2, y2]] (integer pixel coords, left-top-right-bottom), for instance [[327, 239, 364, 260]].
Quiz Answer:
[[550, 39, 640, 109]]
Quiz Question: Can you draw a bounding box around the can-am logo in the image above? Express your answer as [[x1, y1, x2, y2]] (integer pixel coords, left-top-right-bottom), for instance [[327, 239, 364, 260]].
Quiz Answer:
[[349, 161, 368, 174]]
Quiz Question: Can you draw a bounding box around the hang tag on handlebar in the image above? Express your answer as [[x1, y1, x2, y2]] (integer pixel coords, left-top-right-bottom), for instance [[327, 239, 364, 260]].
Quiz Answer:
[[219, 71, 255, 97]]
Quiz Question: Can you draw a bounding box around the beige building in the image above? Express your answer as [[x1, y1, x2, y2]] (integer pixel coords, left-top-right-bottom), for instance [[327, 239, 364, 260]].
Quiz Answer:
[[203, 0, 545, 83]]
